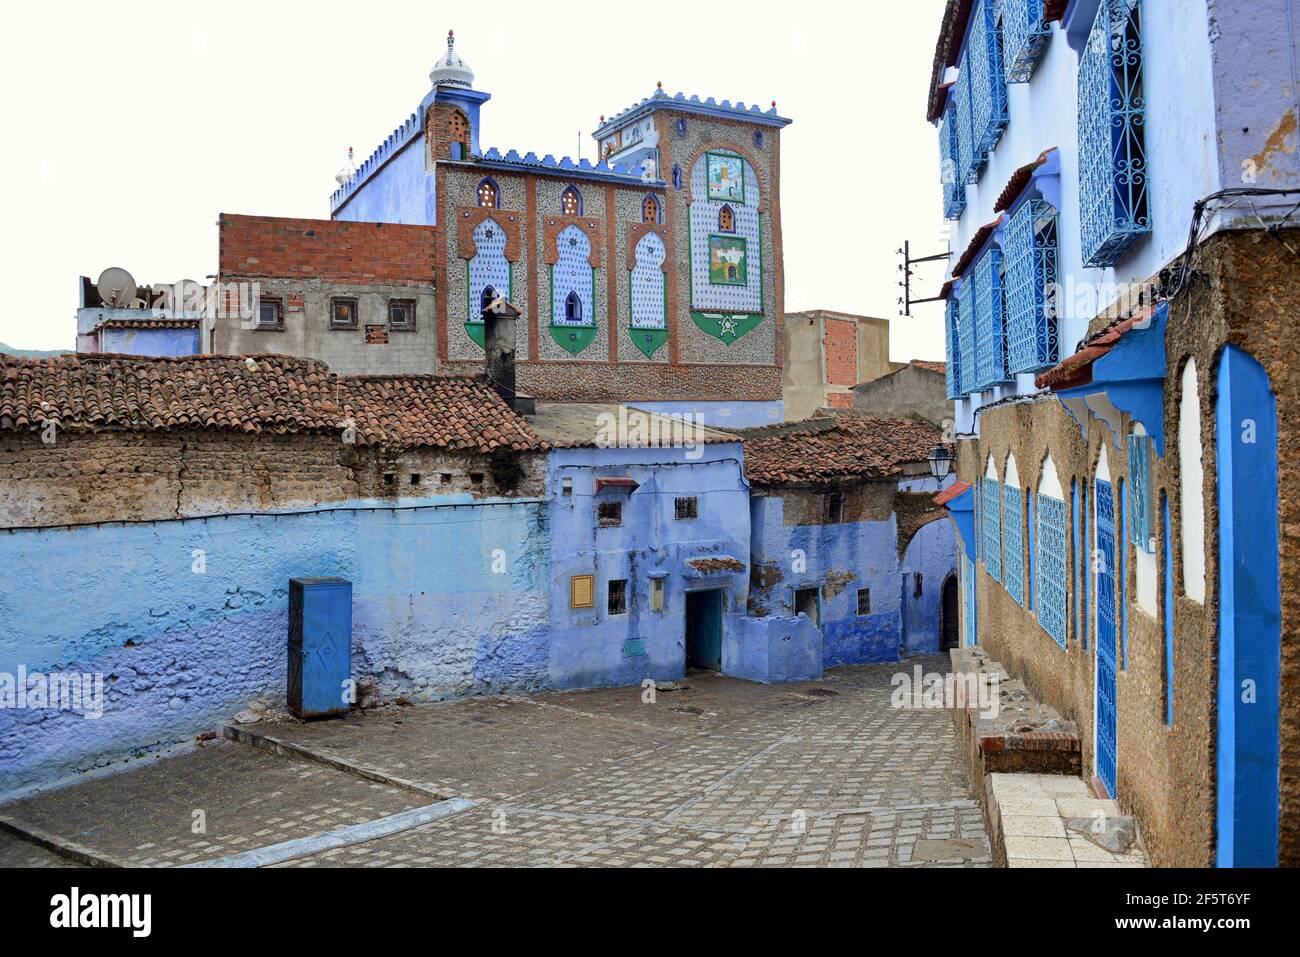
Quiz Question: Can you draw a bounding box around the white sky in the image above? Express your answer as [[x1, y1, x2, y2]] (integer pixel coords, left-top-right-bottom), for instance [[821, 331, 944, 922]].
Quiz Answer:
[[0, 0, 950, 358]]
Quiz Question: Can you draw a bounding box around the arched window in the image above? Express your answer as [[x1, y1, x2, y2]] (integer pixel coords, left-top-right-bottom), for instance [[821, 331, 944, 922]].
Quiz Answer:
[[753, 130, 764, 149], [718, 205, 735, 232], [480, 286, 496, 313], [477, 178, 498, 209], [676, 118, 687, 138], [672, 164, 682, 190], [565, 291, 582, 323], [561, 186, 582, 216], [642, 194, 660, 224]]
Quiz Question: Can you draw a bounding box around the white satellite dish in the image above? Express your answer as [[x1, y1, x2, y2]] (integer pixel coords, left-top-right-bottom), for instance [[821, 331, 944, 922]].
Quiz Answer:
[[96, 267, 138, 309]]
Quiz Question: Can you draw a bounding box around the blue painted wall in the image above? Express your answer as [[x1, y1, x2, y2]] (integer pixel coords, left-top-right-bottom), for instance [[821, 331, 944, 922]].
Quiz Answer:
[[900, 517, 960, 654], [751, 490, 902, 666], [546, 442, 751, 689], [99, 326, 200, 357], [0, 495, 549, 799]]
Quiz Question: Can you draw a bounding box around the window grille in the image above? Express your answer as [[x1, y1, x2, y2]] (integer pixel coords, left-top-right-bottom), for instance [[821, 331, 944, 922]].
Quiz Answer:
[[608, 579, 628, 616], [857, 588, 871, 615], [1001, 0, 1053, 82], [1127, 433, 1153, 552], [1037, 494, 1068, 648], [597, 500, 622, 527], [969, 0, 1009, 157], [982, 478, 1002, 582], [957, 280, 977, 395], [674, 497, 698, 520], [1079, 0, 1149, 266], [972, 247, 1009, 390], [945, 298, 961, 399], [1003, 484, 1025, 606], [1003, 200, 1060, 374], [940, 102, 966, 220]]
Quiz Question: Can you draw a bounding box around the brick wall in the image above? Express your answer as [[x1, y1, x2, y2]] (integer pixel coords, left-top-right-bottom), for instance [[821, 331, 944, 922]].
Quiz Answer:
[[823, 316, 859, 387], [219, 215, 435, 285]]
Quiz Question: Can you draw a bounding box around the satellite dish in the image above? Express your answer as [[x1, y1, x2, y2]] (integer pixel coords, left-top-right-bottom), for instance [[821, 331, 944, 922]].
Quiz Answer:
[[96, 267, 137, 308]]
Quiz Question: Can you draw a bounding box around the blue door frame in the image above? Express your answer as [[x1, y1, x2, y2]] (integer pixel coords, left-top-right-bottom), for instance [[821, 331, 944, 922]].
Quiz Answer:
[[1215, 346, 1281, 867], [1094, 479, 1118, 798]]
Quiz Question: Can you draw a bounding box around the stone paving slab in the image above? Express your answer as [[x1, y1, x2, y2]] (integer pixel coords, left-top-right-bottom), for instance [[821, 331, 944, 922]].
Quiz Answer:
[[0, 831, 76, 868], [233, 695, 683, 802], [988, 773, 1147, 868], [0, 741, 420, 867], [5, 658, 993, 869]]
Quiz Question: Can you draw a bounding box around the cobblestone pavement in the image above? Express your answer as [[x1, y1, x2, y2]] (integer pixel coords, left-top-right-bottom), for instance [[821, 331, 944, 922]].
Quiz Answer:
[[274, 659, 991, 868], [1, 659, 991, 868], [1, 741, 419, 866]]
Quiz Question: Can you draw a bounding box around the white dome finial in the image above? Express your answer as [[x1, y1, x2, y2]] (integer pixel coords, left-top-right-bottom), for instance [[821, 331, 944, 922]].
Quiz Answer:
[[334, 146, 357, 187], [430, 29, 474, 89]]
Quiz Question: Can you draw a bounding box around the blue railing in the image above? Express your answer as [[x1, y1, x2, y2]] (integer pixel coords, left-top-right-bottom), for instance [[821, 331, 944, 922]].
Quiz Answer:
[[956, 50, 980, 185], [956, 280, 977, 395], [969, 0, 1009, 157], [1001, 0, 1053, 83], [1004, 199, 1060, 374], [1003, 484, 1025, 606], [1079, 0, 1149, 267], [983, 478, 1003, 582], [973, 247, 1009, 391], [1037, 493, 1068, 648]]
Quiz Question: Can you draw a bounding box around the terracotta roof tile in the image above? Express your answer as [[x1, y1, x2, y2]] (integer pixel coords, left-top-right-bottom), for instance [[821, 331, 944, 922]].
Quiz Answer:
[[993, 148, 1056, 213], [0, 353, 545, 453], [911, 360, 947, 374], [92, 318, 202, 332], [737, 410, 948, 486], [934, 479, 972, 507], [1033, 306, 1155, 391]]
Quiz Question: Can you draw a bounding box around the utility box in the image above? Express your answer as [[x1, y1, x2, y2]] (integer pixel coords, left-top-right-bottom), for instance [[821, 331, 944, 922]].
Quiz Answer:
[[288, 577, 353, 719]]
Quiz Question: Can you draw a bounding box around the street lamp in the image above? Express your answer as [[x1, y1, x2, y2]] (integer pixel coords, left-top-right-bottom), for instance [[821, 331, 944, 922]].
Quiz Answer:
[[927, 445, 953, 481]]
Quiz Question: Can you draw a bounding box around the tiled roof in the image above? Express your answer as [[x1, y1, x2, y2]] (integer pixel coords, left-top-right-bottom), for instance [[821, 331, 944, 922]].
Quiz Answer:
[[934, 479, 972, 507], [994, 148, 1056, 213], [0, 353, 545, 453], [92, 318, 201, 332], [951, 215, 1004, 279], [738, 410, 948, 486], [1034, 307, 1155, 391], [910, 360, 947, 374]]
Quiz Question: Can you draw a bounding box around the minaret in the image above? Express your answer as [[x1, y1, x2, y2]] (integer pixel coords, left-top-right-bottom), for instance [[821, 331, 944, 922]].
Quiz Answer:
[[425, 30, 490, 165]]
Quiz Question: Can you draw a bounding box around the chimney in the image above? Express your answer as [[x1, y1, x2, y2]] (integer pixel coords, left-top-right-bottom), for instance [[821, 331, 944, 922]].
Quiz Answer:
[[482, 296, 535, 415]]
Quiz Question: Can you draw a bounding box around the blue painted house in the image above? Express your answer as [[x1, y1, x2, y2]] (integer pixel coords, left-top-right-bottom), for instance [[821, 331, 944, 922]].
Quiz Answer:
[[925, 0, 1300, 865], [742, 411, 959, 666]]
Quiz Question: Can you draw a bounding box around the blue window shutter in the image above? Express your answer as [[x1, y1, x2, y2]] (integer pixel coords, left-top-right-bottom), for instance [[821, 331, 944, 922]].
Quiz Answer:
[[1079, 0, 1149, 267], [956, 50, 978, 185], [1004, 200, 1060, 374]]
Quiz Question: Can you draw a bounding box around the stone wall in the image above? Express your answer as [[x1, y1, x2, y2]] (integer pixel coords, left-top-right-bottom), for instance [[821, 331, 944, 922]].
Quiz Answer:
[[854, 365, 952, 428], [0, 429, 545, 529]]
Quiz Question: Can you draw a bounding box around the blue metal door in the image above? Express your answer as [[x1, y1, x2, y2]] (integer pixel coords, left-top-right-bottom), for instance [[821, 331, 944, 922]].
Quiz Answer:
[[1094, 480, 1118, 798], [288, 577, 353, 719]]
